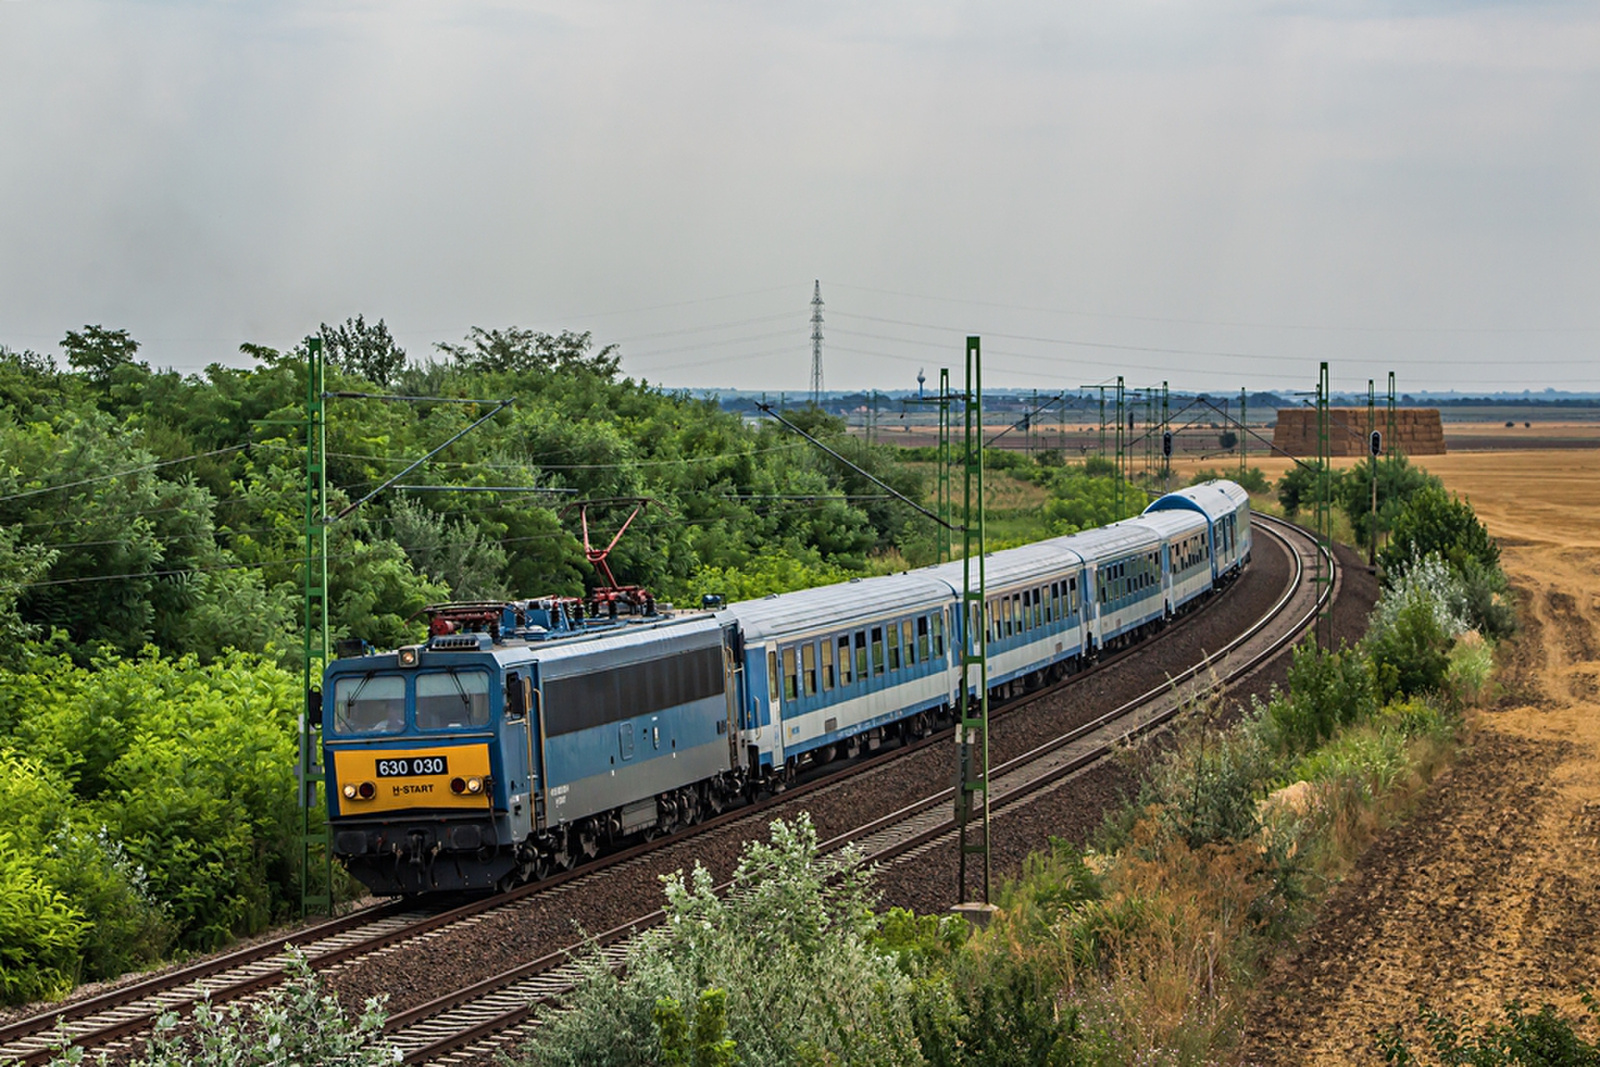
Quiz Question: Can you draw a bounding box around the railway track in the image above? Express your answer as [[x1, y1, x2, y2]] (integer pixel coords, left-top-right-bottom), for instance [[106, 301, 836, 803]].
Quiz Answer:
[[1, 514, 1323, 1067], [381, 515, 1330, 1066]]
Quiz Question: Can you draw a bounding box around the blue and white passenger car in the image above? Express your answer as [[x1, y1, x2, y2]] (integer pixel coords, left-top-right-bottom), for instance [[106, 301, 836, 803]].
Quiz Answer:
[[719, 572, 954, 776]]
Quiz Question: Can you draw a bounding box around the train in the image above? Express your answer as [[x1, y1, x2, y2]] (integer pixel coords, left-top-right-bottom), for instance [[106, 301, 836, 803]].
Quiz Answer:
[[320, 480, 1252, 895]]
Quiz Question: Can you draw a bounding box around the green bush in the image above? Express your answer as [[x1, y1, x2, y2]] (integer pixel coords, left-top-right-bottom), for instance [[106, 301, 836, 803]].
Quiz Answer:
[[1367, 595, 1454, 701], [0, 648, 300, 981], [1336, 455, 1442, 555], [1377, 993, 1600, 1065], [45, 947, 396, 1066], [1235, 466, 1270, 494], [1265, 638, 1379, 754], [516, 816, 926, 1067], [1379, 484, 1500, 578], [0, 833, 85, 1003]]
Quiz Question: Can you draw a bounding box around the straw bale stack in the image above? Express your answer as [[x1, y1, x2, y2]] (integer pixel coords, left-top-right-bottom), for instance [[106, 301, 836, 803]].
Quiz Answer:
[[1272, 408, 1445, 457]]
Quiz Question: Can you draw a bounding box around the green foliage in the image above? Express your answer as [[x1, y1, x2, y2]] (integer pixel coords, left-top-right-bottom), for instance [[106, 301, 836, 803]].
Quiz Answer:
[[1367, 595, 1453, 700], [1276, 461, 1324, 518], [0, 648, 301, 996], [60, 325, 144, 390], [656, 989, 738, 1067], [517, 816, 926, 1067], [674, 547, 860, 604], [1336, 455, 1441, 554], [1038, 465, 1139, 536], [1380, 484, 1500, 579], [0, 831, 85, 1003], [1235, 465, 1271, 494], [1377, 993, 1600, 1066], [1264, 638, 1379, 754], [435, 326, 621, 378], [45, 947, 397, 1066], [320, 314, 407, 386]]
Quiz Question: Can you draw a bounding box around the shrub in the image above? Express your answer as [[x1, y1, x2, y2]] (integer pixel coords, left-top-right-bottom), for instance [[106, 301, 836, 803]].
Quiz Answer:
[[1236, 466, 1270, 494], [1376, 993, 1600, 1065], [0, 834, 85, 1003], [1336, 455, 1441, 555], [1379, 484, 1500, 579], [1264, 639, 1379, 754], [45, 947, 396, 1066], [516, 816, 926, 1067], [1367, 595, 1453, 701]]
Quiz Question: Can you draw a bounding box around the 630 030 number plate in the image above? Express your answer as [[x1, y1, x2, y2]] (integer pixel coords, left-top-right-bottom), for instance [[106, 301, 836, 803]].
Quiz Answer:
[[375, 756, 448, 778]]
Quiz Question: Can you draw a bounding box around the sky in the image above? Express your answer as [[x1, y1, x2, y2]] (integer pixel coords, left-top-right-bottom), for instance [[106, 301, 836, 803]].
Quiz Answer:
[[1, 1, 1597, 395]]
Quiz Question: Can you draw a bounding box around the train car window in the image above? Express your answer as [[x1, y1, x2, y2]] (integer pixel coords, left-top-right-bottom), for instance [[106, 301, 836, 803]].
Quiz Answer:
[[933, 611, 945, 656], [902, 619, 915, 665], [821, 639, 835, 691], [917, 616, 930, 661], [768, 650, 779, 701], [855, 631, 868, 680], [871, 627, 885, 675], [1033, 588, 1043, 628], [888, 624, 902, 671], [802, 643, 817, 696], [838, 636, 852, 686], [333, 674, 406, 734], [782, 647, 798, 702], [1069, 576, 1078, 615], [1000, 597, 1012, 638], [417, 670, 491, 730]]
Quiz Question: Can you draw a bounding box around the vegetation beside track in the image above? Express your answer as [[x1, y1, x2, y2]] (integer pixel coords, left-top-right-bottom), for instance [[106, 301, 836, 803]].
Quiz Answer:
[[496, 484, 1516, 1066], [0, 322, 1141, 1005]]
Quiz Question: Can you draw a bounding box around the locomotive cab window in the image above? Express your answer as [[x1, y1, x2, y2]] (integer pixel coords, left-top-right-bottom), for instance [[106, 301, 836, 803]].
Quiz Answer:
[[416, 670, 491, 730], [333, 674, 406, 734]]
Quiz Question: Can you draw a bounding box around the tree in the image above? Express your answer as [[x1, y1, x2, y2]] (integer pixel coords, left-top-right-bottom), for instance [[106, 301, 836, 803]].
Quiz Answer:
[[436, 327, 620, 378], [321, 314, 407, 386], [1378, 484, 1499, 579], [61, 326, 144, 388]]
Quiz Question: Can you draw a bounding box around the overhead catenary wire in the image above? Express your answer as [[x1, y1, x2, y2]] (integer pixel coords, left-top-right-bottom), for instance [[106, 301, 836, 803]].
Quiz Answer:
[[0, 445, 251, 504]]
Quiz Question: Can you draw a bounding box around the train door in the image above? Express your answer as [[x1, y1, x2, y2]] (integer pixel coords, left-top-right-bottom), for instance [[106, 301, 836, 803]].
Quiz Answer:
[[721, 624, 741, 769], [502, 668, 536, 840], [762, 643, 785, 766]]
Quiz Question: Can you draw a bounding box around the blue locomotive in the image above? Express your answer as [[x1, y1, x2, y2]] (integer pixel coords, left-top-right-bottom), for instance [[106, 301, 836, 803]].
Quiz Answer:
[[321, 481, 1251, 895]]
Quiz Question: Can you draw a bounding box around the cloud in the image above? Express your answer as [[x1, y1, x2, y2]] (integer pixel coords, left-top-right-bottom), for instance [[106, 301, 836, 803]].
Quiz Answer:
[[0, 0, 1596, 392]]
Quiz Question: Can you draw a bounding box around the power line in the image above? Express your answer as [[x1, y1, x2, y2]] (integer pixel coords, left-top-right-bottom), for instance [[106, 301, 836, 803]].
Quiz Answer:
[[0, 445, 251, 504], [823, 280, 1600, 335]]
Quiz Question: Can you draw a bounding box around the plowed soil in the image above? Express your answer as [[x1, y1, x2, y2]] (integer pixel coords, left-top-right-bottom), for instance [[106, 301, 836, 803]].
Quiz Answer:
[[1238, 449, 1600, 1064]]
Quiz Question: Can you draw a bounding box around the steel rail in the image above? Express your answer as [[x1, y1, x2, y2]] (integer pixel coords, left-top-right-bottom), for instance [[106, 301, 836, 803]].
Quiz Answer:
[[6, 517, 1309, 1067], [387, 516, 1327, 1065]]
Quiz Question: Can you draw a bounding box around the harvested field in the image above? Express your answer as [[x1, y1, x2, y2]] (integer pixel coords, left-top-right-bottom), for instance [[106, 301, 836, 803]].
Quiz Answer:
[[1237, 447, 1600, 1065]]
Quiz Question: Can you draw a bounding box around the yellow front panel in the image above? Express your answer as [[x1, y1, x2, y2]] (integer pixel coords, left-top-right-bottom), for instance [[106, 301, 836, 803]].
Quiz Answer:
[[333, 744, 493, 815]]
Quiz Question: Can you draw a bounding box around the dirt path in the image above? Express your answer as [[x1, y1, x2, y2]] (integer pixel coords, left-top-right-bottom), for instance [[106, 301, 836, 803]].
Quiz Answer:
[[1237, 450, 1600, 1065]]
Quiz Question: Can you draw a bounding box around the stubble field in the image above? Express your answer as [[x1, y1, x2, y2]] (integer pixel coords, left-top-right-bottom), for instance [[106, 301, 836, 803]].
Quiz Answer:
[[1238, 446, 1600, 1064]]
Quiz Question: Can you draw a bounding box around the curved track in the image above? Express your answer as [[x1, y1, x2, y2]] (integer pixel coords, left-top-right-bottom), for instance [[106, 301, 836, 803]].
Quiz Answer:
[[376, 515, 1331, 1066], [0, 515, 1327, 1067]]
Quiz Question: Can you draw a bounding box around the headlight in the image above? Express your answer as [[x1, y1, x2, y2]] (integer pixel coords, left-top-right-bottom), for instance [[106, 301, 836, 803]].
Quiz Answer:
[[343, 783, 357, 799], [450, 776, 485, 796], [466, 776, 483, 794], [397, 646, 421, 667]]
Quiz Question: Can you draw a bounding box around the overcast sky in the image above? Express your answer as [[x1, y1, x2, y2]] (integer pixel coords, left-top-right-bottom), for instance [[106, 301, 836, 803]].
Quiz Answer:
[[2, 1, 1597, 394]]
